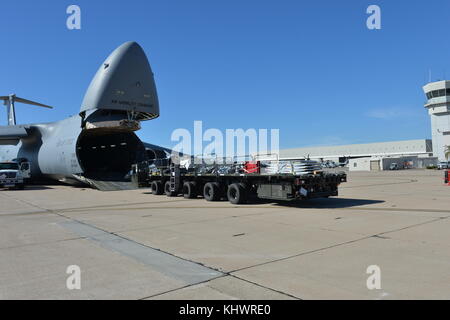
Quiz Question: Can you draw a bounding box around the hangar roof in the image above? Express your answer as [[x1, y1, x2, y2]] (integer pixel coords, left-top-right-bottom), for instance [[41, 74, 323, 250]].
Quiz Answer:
[[277, 139, 432, 160]]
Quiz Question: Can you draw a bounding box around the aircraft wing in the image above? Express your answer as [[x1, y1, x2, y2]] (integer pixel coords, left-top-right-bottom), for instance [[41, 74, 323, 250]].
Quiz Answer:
[[0, 125, 30, 145], [142, 142, 173, 158]]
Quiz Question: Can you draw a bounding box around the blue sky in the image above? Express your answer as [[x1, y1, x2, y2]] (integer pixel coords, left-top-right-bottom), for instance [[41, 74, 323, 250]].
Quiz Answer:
[[1, 0, 449, 149]]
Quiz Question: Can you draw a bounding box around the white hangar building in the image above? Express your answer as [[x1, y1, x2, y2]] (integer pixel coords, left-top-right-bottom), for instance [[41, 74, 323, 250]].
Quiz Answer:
[[270, 80, 450, 171], [275, 139, 436, 172]]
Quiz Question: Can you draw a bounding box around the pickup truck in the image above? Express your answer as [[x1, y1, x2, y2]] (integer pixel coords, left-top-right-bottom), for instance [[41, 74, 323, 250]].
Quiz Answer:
[[0, 161, 31, 190]]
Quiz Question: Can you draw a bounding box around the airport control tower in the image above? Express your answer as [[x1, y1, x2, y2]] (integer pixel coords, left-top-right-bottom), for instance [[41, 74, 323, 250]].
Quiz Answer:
[[423, 80, 450, 161]]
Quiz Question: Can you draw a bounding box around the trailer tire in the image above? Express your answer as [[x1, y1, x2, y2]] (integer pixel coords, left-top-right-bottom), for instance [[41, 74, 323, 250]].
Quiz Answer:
[[183, 182, 197, 199], [164, 181, 177, 197], [151, 181, 163, 195], [227, 183, 247, 204], [203, 182, 220, 201]]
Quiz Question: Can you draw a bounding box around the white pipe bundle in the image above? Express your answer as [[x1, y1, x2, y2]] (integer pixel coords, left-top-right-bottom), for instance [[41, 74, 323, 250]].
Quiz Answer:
[[262, 160, 322, 175]]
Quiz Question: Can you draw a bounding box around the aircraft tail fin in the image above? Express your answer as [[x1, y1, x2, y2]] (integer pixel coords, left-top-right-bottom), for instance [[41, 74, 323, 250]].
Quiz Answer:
[[0, 94, 53, 125]]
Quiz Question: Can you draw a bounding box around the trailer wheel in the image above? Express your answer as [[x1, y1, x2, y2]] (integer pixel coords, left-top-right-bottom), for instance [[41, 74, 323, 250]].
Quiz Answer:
[[183, 182, 197, 199], [164, 181, 177, 197], [151, 181, 163, 195], [203, 182, 220, 201], [227, 183, 247, 204]]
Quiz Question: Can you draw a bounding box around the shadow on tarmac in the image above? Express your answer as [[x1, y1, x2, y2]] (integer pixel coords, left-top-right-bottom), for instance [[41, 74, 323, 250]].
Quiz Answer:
[[0, 185, 54, 191], [22, 185, 54, 190], [137, 193, 385, 209], [270, 198, 385, 209]]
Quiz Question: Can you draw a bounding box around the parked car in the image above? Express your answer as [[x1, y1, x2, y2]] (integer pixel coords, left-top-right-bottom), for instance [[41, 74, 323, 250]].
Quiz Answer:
[[322, 160, 338, 168], [437, 162, 450, 170], [389, 163, 399, 170]]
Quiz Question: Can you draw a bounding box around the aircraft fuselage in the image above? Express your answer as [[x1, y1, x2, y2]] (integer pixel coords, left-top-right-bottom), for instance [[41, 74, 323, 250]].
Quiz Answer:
[[0, 115, 147, 184], [0, 41, 160, 186]]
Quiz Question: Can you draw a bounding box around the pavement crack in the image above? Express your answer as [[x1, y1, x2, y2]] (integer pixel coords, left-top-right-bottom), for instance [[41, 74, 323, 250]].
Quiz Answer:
[[138, 275, 228, 300], [378, 216, 449, 237], [229, 274, 302, 300], [229, 235, 374, 274], [229, 216, 448, 275], [0, 236, 84, 251]]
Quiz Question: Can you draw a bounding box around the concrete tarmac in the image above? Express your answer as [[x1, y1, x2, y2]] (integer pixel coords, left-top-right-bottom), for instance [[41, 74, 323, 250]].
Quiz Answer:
[[1, 170, 449, 299]]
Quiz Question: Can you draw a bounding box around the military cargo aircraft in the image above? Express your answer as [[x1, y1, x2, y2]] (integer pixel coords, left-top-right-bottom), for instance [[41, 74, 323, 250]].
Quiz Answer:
[[0, 42, 169, 190]]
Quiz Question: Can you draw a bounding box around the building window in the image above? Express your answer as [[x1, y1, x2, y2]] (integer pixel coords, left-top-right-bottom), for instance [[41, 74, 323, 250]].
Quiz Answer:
[[431, 90, 446, 98], [430, 89, 450, 98]]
